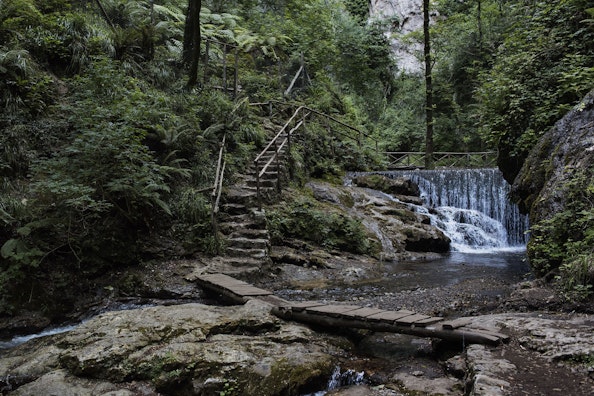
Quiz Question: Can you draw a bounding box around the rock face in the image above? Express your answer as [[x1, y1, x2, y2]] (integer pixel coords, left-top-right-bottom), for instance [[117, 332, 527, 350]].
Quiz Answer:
[[369, 0, 434, 74], [512, 90, 594, 276], [307, 179, 450, 260], [0, 300, 342, 395], [353, 174, 421, 200], [512, 89, 594, 221]]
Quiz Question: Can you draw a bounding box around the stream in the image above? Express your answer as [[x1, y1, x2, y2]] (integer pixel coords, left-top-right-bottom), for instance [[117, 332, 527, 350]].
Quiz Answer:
[[0, 168, 535, 395]]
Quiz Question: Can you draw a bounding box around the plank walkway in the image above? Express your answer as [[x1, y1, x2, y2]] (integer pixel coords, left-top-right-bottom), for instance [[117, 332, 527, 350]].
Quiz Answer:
[[195, 273, 509, 346]]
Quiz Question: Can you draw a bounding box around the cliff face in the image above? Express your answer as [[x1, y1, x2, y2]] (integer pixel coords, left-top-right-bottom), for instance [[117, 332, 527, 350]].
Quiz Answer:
[[369, 0, 424, 73], [512, 90, 594, 278], [512, 90, 594, 222]]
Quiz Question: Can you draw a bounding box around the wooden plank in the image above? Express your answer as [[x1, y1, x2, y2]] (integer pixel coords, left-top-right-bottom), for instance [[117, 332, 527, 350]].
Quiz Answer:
[[253, 295, 290, 306], [225, 285, 272, 296], [411, 317, 443, 327], [290, 301, 327, 312], [338, 307, 387, 319], [460, 327, 510, 343], [441, 317, 474, 330], [306, 304, 361, 317], [395, 314, 431, 325], [198, 274, 249, 286], [271, 307, 508, 345], [366, 310, 415, 322]]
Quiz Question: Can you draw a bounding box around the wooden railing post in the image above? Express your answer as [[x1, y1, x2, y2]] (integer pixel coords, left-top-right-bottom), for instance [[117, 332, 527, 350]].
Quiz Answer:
[[255, 159, 261, 211], [222, 43, 227, 92], [274, 136, 281, 194], [203, 40, 210, 87], [233, 46, 238, 98], [211, 134, 227, 255]]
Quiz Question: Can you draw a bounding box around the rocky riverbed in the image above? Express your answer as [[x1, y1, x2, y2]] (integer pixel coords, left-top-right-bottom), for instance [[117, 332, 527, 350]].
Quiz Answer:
[[1, 253, 594, 396], [1, 177, 594, 395]]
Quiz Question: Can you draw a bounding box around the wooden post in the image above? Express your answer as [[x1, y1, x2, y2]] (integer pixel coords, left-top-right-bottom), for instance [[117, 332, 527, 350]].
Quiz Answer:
[[222, 43, 227, 92], [255, 159, 262, 211], [203, 40, 210, 87], [234, 46, 239, 98], [300, 52, 305, 89], [275, 139, 281, 194]]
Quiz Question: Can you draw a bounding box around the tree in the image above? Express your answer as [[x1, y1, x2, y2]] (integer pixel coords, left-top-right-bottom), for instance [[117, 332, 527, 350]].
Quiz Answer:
[[423, 0, 434, 169], [183, 0, 202, 87]]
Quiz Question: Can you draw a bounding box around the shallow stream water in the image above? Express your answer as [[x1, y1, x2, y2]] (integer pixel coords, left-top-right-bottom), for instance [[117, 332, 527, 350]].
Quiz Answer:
[[277, 249, 530, 303]]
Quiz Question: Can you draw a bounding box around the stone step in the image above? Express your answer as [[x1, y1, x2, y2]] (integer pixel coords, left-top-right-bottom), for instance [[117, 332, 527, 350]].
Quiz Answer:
[[225, 237, 269, 250], [214, 256, 266, 268], [247, 178, 278, 188], [221, 203, 248, 215], [226, 247, 268, 259], [219, 221, 265, 235], [223, 188, 257, 205], [226, 228, 269, 239], [219, 210, 267, 226]]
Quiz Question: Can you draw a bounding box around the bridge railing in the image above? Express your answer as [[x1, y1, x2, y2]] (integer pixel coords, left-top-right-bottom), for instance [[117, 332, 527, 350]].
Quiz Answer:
[[385, 151, 498, 169]]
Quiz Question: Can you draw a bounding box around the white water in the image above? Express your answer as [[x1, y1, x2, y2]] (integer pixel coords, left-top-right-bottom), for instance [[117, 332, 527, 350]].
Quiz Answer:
[[352, 169, 529, 253], [304, 366, 366, 396], [0, 325, 77, 349]]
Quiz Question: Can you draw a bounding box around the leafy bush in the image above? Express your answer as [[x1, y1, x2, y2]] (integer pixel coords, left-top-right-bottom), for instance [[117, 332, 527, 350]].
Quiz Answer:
[[267, 195, 372, 254], [528, 169, 594, 300]]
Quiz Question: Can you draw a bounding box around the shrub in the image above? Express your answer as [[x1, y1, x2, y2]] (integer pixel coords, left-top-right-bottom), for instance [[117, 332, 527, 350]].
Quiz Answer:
[[267, 195, 372, 255]]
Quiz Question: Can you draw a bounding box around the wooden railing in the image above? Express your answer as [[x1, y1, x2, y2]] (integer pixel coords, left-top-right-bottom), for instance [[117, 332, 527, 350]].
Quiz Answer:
[[253, 106, 309, 210], [252, 102, 374, 209], [202, 39, 240, 97], [385, 151, 498, 169], [210, 134, 227, 253]]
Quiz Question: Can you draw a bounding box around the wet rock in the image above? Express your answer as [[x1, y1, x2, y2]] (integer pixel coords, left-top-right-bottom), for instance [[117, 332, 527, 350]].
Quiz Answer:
[[0, 300, 341, 395], [391, 372, 461, 395], [465, 345, 515, 396], [8, 370, 141, 396], [353, 174, 420, 198]]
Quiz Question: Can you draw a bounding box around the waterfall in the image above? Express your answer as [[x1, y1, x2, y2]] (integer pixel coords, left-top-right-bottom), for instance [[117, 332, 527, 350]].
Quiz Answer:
[[366, 169, 529, 252]]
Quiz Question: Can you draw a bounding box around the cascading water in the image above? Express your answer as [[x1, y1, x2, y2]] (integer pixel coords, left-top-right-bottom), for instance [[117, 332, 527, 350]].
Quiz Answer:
[[359, 169, 529, 252]]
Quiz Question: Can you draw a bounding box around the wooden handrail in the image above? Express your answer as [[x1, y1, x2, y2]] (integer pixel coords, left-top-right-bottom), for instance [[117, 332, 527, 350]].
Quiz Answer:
[[254, 106, 310, 209], [384, 151, 498, 169], [211, 134, 227, 254], [252, 101, 376, 209], [251, 101, 378, 149]]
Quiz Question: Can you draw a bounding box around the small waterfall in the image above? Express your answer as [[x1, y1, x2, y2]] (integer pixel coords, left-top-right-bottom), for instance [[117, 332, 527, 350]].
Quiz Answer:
[[303, 366, 366, 396], [361, 169, 529, 252]]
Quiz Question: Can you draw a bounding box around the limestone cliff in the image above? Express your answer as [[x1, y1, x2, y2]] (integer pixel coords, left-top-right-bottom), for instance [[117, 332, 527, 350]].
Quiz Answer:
[[369, 0, 425, 73]]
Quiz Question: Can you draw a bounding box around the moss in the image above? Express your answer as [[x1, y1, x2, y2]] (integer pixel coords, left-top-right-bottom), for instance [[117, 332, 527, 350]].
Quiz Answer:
[[267, 195, 372, 255]]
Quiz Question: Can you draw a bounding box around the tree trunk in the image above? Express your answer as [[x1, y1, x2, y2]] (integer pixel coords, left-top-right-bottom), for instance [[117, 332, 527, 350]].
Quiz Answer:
[[423, 0, 434, 170], [184, 0, 202, 88]]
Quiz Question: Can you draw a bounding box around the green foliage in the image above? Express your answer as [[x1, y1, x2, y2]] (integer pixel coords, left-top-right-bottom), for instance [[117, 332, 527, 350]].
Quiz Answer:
[[0, 47, 55, 116], [344, 0, 369, 23], [267, 195, 372, 254], [528, 168, 594, 299], [473, 0, 594, 177]]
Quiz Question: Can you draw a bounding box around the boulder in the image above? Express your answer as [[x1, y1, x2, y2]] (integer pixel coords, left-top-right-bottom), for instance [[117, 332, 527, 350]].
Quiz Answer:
[[0, 300, 342, 395]]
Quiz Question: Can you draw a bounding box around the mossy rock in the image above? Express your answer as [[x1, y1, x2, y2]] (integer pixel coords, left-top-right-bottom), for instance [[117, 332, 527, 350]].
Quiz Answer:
[[354, 174, 420, 197]]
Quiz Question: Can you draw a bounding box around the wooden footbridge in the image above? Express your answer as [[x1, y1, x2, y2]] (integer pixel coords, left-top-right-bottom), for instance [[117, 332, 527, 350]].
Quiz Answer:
[[195, 273, 509, 346]]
